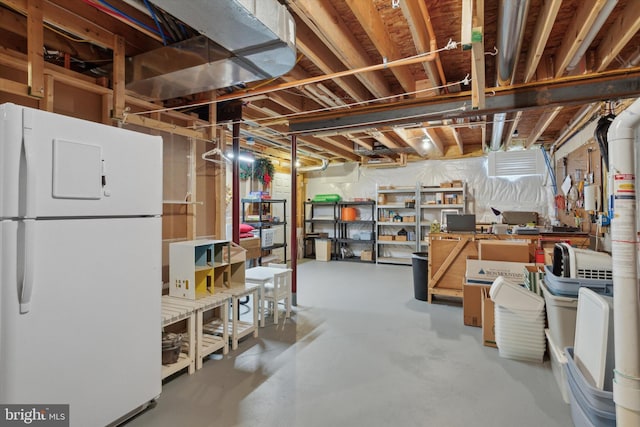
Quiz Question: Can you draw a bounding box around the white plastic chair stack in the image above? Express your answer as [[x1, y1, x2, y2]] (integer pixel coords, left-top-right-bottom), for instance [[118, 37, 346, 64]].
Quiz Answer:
[[263, 263, 292, 325], [490, 276, 546, 362]]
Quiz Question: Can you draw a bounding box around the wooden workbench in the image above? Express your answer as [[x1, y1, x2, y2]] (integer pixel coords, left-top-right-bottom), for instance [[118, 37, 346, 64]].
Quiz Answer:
[[426, 232, 590, 303]]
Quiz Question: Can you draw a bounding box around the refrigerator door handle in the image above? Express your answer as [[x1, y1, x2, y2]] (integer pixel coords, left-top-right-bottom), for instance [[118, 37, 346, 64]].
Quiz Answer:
[[19, 219, 36, 314], [23, 109, 37, 218]]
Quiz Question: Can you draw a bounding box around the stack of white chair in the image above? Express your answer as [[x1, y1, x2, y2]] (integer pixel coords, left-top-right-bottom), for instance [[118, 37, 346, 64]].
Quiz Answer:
[[490, 276, 546, 362], [263, 263, 292, 325]]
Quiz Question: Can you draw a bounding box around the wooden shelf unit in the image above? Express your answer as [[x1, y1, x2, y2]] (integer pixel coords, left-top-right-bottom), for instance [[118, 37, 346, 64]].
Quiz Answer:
[[169, 239, 232, 299]]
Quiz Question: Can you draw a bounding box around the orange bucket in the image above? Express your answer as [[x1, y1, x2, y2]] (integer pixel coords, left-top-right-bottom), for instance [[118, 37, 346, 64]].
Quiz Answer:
[[341, 207, 357, 221]]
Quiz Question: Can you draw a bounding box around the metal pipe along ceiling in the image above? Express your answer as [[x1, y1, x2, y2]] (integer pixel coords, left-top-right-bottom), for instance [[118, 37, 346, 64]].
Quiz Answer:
[[490, 0, 530, 151]]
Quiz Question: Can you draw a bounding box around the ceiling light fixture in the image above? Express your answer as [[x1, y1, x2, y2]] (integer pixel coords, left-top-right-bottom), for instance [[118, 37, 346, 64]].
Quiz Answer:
[[226, 152, 255, 163]]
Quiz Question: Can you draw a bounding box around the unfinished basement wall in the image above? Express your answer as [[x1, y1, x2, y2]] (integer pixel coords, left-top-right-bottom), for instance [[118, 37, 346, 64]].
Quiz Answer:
[[304, 157, 555, 225], [0, 84, 222, 286]]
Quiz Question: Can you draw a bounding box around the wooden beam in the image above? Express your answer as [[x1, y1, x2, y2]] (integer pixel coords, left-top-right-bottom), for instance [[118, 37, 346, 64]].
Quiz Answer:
[[400, 0, 441, 93], [504, 111, 522, 148], [523, 0, 562, 83], [452, 128, 464, 154], [345, 0, 415, 94], [0, 77, 28, 96], [293, 20, 371, 103], [554, 0, 607, 77], [461, 0, 473, 48], [111, 34, 125, 120], [595, 2, 640, 72], [3, 0, 113, 48], [42, 73, 54, 111], [288, 0, 391, 99], [101, 93, 112, 125], [471, 0, 485, 109], [526, 107, 562, 148], [124, 114, 209, 141], [27, 0, 44, 98], [425, 128, 444, 157]]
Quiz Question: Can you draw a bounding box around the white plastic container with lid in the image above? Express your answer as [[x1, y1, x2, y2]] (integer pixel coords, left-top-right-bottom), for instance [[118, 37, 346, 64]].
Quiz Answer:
[[574, 288, 615, 391], [540, 280, 578, 351], [546, 329, 570, 404], [490, 276, 545, 321]]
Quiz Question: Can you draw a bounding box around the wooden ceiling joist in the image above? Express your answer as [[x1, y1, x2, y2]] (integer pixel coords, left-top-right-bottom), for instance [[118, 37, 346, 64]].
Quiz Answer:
[[345, 0, 415, 94], [554, 0, 608, 78], [523, 0, 562, 83], [288, 0, 392, 99], [595, 2, 640, 72]]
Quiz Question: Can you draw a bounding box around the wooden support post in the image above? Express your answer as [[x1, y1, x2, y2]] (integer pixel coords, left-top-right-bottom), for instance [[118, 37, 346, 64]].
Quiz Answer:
[[187, 136, 197, 240], [112, 34, 126, 120], [42, 74, 54, 111], [471, 0, 485, 110], [101, 94, 113, 125], [27, 0, 44, 98]]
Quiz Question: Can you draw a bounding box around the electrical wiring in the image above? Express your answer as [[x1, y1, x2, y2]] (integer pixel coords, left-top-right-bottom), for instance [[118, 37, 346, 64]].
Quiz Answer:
[[91, 0, 167, 41], [43, 23, 91, 43], [142, 0, 168, 45]]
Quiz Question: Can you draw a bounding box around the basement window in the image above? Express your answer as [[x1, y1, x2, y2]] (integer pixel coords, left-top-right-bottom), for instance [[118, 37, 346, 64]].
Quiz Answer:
[[487, 150, 545, 177]]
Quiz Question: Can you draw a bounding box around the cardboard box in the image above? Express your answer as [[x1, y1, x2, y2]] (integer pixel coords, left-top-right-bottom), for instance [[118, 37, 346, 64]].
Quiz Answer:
[[481, 288, 497, 348], [379, 235, 394, 241], [544, 248, 554, 265], [239, 236, 261, 260], [315, 239, 332, 261], [361, 250, 373, 261], [440, 181, 452, 188], [402, 215, 416, 222], [395, 235, 408, 241], [478, 240, 531, 262], [466, 258, 535, 284], [463, 283, 491, 327], [451, 180, 463, 188]]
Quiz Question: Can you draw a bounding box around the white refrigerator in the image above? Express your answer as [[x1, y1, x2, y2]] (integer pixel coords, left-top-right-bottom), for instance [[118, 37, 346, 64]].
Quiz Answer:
[[0, 103, 163, 426]]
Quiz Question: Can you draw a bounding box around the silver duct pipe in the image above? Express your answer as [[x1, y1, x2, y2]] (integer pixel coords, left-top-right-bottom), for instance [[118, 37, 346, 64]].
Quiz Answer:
[[566, 0, 618, 72], [297, 159, 330, 173], [490, 0, 530, 151], [126, 0, 296, 100]]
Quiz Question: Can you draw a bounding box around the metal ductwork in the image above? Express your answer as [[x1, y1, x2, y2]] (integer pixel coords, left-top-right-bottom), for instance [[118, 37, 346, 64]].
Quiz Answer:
[[125, 0, 296, 100], [490, 0, 530, 151]]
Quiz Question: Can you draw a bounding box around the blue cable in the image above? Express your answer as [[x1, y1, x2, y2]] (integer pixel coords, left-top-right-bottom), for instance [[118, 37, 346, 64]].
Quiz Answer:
[[143, 0, 168, 45], [94, 0, 165, 40], [541, 145, 557, 194]]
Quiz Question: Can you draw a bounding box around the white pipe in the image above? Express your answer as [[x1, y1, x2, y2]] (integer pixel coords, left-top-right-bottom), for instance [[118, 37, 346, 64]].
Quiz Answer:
[[607, 97, 640, 426]]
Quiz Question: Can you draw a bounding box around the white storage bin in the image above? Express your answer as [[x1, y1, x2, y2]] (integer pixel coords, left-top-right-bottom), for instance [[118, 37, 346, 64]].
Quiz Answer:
[[546, 329, 570, 404], [490, 276, 545, 321], [540, 280, 578, 350]]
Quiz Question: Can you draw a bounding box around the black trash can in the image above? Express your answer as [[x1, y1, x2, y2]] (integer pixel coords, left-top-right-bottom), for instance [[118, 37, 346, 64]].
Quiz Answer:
[[412, 252, 429, 301]]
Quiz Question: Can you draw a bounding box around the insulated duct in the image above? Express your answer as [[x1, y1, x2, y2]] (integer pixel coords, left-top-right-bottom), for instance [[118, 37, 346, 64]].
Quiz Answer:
[[126, 0, 296, 100], [490, 0, 530, 151], [607, 98, 640, 426]]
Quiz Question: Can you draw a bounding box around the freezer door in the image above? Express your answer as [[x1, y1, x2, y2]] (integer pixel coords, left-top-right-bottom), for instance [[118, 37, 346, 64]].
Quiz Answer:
[[0, 103, 162, 219], [0, 217, 162, 426]]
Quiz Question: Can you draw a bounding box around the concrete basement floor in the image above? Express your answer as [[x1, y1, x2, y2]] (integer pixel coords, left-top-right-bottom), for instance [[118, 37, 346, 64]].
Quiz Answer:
[[125, 260, 572, 427]]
